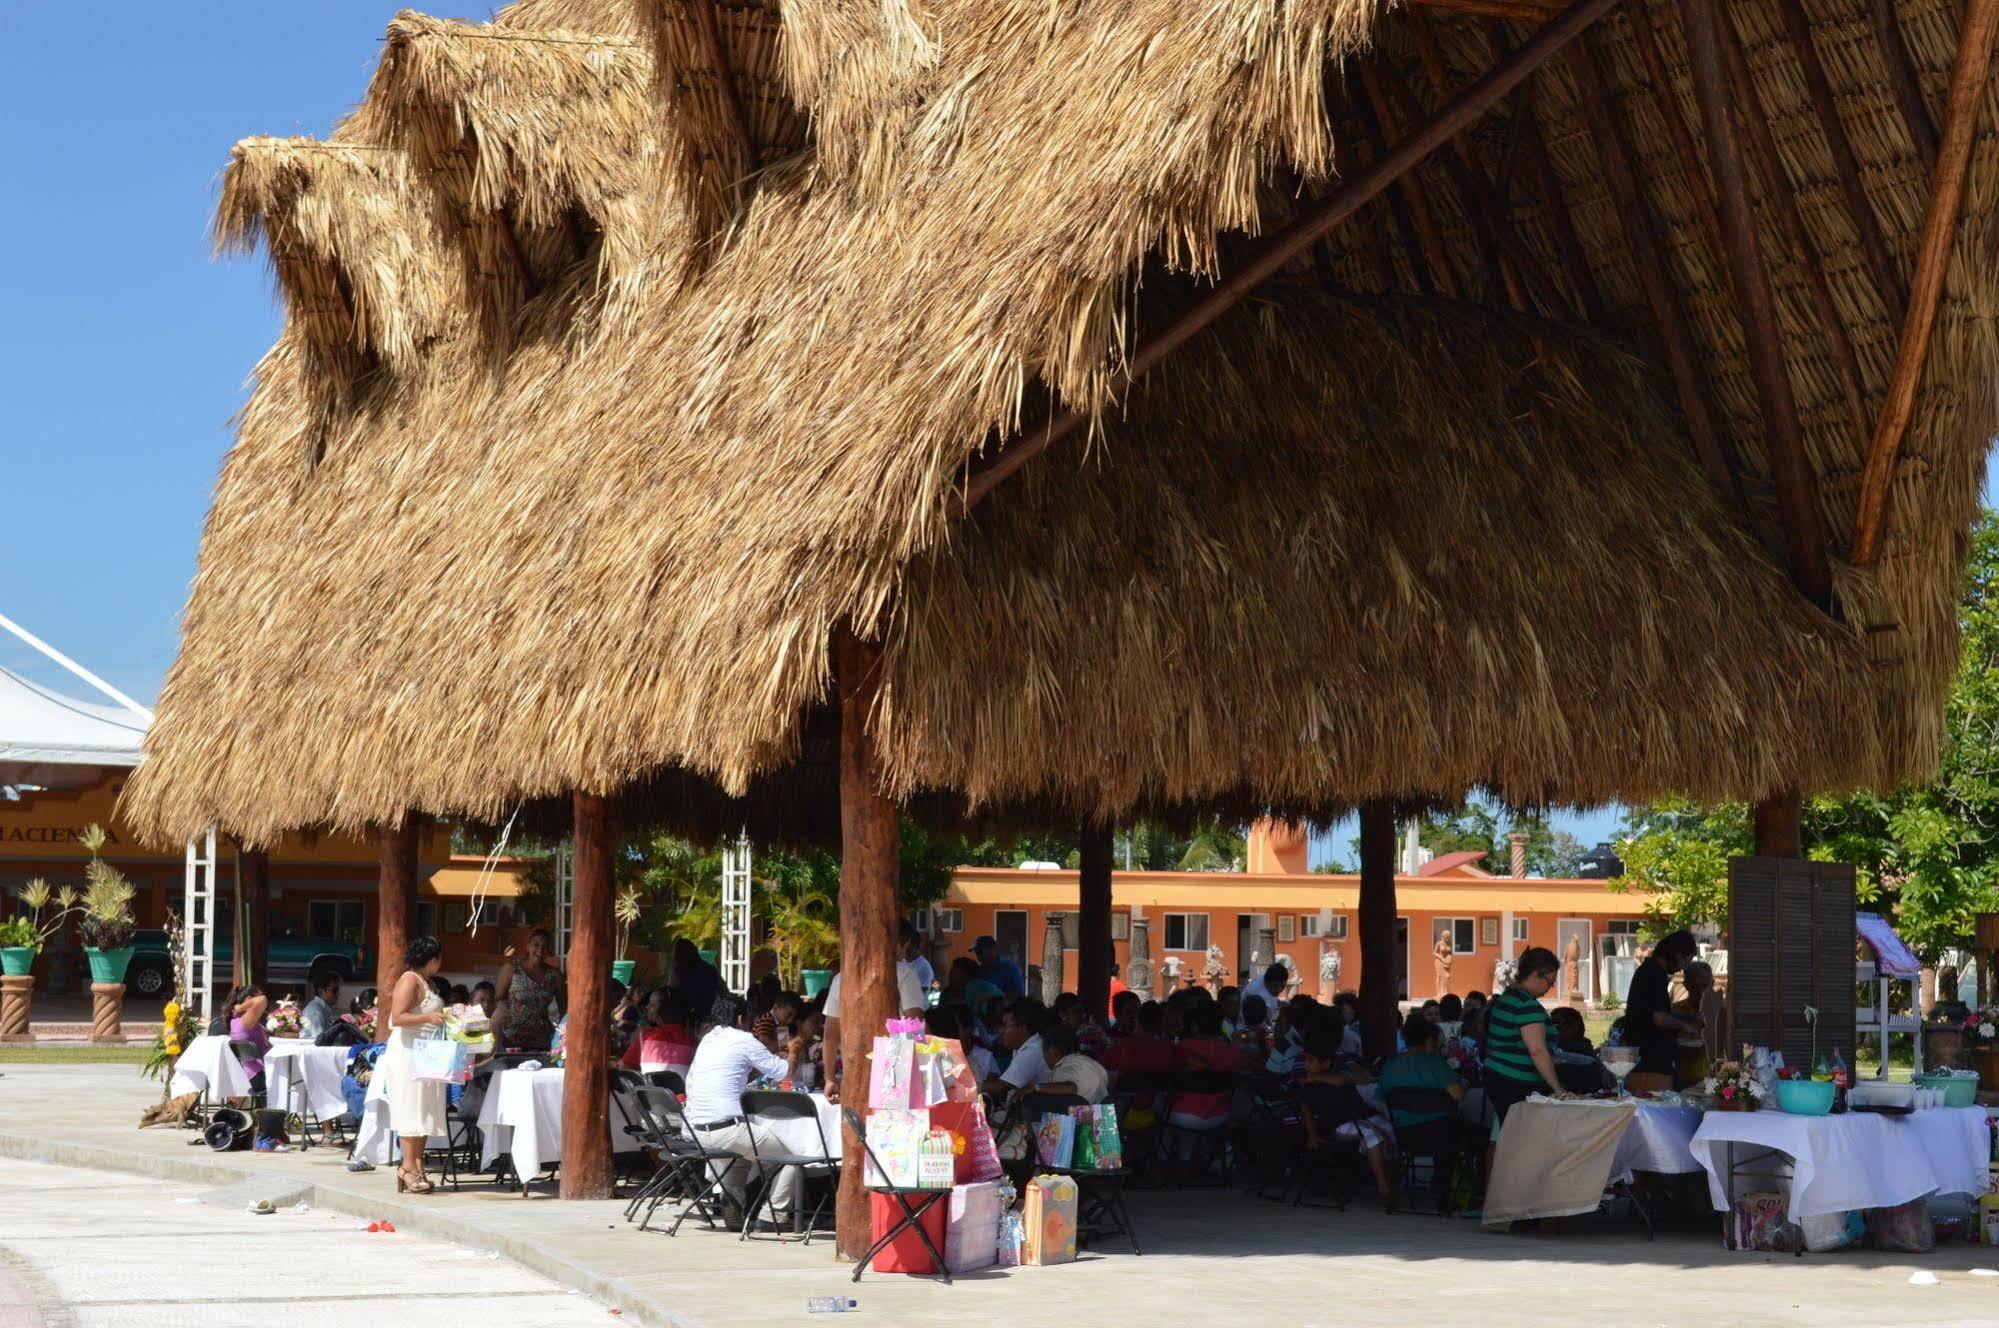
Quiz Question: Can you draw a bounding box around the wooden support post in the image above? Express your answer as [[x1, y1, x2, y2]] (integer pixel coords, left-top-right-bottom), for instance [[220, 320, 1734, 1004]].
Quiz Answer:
[[1567, 41, 1746, 517], [833, 627, 902, 1261], [374, 819, 419, 999], [1679, 0, 1833, 609], [1717, 14, 1874, 456], [1850, 0, 1999, 566], [239, 847, 270, 989], [949, 0, 1624, 513], [1357, 801, 1401, 1062], [1778, 0, 1906, 323], [559, 790, 616, 1200], [1754, 788, 1804, 858], [1077, 824, 1114, 1021]]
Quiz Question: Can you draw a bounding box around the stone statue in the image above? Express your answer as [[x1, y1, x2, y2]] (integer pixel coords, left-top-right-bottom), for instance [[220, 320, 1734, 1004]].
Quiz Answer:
[[1432, 933, 1454, 995], [1127, 916, 1155, 1001], [1319, 944, 1342, 993], [1562, 932, 1582, 995], [1202, 944, 1229, 993], [1041, 912, 1067, 1005], [1492, 956, 1518, 992], [1160, 953, 1184, 996]]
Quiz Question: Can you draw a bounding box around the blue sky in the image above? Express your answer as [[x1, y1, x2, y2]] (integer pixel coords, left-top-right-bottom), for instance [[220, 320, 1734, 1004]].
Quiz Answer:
[[1, 5, 1989, 858]]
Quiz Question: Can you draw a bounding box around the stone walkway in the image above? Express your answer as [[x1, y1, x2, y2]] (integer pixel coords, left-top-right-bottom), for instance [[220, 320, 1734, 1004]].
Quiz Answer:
[[5, 1062, 1999, 1327]]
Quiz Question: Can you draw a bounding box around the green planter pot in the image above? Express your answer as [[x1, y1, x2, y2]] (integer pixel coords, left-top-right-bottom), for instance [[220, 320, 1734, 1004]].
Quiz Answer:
[[610, 959, 637, 984], [801, 968, 834, 1000], [0, 947, 36, 978], [84, 946, 133, 985]]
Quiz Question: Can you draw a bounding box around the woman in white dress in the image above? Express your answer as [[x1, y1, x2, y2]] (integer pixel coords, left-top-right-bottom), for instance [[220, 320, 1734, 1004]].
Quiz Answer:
[[375, 935, 448, 1194]]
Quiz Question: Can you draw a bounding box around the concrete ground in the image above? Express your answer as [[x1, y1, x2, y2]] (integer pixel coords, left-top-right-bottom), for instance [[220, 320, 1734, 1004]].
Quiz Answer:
[[0, 1156, 617, 1327], [4, 1061, 1999, 1327]]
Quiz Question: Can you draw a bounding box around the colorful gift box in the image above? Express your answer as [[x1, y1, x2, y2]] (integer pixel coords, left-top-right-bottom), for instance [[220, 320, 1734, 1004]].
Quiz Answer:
[[1023, 1174, 1078, 1266], [944, 1179, 1005, 1273], [865, 1108, 929, 1188], [917, 1129, 956, 1189], [1035, 1113, 1076, 1169]]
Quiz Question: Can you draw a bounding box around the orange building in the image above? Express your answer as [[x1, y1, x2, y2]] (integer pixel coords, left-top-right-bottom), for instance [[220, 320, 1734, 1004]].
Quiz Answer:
[[940, 824, 1649, 1004]]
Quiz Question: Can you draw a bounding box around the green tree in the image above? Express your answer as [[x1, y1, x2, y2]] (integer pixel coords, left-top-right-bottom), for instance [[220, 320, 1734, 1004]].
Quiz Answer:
[[1606, 799, 1749, 933], [1416, 801, 1587, 876]]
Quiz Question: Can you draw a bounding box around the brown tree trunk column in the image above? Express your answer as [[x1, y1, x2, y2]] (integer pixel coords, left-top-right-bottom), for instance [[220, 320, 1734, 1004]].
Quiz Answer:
[[1357, 801, 1401, 1061], [1077, 823, 1114, 1021], [374, 820, 420, 999], [560, 790, 616, 1199], [834, 628, 902, 1261], [240, 847, 270, 989], [1753, 788, 1803, 858]]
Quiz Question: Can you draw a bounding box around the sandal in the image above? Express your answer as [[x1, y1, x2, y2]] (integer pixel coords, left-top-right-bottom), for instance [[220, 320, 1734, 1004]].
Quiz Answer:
[[396, 1167, 435, 1195]]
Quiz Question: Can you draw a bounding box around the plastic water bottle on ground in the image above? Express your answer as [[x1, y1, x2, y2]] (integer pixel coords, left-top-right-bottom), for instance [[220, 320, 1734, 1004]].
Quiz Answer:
[[807, 1297, 858, 1313]]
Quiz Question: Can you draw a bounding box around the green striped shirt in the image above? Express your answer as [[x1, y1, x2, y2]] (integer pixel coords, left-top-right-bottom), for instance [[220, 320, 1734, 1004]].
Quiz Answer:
[[1484, 987, 1549, 1083]]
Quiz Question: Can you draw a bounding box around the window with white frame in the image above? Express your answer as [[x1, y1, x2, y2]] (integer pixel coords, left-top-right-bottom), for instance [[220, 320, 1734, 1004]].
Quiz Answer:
[[1511, 916, 1530, 943], [1437, 917, 1475, 953], [1163, 912, 1209, 951], [1327, 914, 1349, 940], [934, 908, 964, 933], [1607, 919, 1642, 936], [1299, 914, 1321, 938], [1277, 914, 1296, 943]]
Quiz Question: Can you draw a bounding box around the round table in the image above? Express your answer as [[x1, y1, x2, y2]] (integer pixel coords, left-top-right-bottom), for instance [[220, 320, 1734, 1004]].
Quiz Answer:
[[167, 1035, 249, 1103], [475, 1067, 645, 1183], [264, 1038, 354, 1122]]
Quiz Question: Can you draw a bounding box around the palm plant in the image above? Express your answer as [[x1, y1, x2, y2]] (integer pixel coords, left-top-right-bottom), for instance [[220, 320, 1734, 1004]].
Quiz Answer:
[[15, 878, 80, 948], [76, 825, 137, 951]]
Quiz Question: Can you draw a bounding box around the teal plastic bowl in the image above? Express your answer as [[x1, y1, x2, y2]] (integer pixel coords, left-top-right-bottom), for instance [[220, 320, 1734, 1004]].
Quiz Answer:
[[1777, 1079, 1836, 1115], [1914, 1072, 1980, 1108]]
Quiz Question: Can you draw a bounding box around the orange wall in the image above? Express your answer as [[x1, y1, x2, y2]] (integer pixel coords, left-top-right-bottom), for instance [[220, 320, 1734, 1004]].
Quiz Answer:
[[942, 867, 1645, 1001]]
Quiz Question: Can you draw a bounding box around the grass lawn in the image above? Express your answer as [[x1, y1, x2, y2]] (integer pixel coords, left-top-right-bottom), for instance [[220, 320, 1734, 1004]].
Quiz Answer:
[[0, 1045, 152, 1065]]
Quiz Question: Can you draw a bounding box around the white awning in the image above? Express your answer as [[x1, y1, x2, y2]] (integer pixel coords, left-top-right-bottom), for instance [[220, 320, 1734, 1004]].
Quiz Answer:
[[0, 665, 148, 788]]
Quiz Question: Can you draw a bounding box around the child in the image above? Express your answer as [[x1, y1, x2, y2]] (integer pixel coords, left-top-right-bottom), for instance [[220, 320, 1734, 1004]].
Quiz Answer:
[[1298, 1034, 1392, 1205], [1036, 1023, 1110, 1103]]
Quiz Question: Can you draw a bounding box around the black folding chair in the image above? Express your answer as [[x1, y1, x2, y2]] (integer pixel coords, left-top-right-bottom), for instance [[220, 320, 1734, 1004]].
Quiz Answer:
[[840, 1107, 951, 1284], [643, 1069, 687, 1093], [1110, 1069, 1173, 1188], [627, 1087, 732, 1235], [1283, 1080, 1368, 1209], [1020, 1092, 1141, 1255], [1384, 1086, 1472, 1214], [739, 1090, 840, 1243]]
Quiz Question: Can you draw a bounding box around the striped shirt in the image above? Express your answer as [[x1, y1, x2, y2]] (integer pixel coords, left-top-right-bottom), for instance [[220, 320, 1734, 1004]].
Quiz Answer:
[[1484, 986, 1550, 1084]]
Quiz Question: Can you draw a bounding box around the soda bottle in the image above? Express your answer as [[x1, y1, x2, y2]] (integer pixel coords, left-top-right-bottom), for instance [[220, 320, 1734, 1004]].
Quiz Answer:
[[1812, 1049, 1831, 1081], [1828, 1047, 1848, 1111], [806, 1298, 859, 1313]]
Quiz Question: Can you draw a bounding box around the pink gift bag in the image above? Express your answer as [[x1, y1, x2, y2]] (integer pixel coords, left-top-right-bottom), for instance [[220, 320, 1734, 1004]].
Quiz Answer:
[[868, 1036, 925, 1110]]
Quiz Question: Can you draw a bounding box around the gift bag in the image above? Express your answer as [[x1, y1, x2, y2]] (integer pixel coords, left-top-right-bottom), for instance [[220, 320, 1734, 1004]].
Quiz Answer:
[[1732, 1192, 1796, 1253], [1089, 1101, 1122, 1170], [918, 1129, 956, 1189], [945, 1179, 1004, 1273], [865, 1108, 929, 1188], [1035, 1113, 1076, 1169], [995, 1208, 1026, 1268], [1072, 1106, 1099, 1170], [920, 1037, 982, 1105], [869, 1192, 948, 1273], [1024, 1174, 1079, 1266], [929, 1099, 1001, 1183], [869, 1036, 925, 1110], [410, 1033, 472, 1085]]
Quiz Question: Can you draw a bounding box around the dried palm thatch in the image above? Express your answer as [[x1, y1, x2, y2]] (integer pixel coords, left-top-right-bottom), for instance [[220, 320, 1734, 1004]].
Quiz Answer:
[[127, 0, 1999, 847], [367, 9, 692, 345]]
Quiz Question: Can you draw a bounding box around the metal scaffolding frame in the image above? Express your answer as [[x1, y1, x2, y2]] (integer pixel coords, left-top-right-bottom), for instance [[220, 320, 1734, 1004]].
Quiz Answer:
[[182, 827, 217, 1023], [721, 834, 752, 998]]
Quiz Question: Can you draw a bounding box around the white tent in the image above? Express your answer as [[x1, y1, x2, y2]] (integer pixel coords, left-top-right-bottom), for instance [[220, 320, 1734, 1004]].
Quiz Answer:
[[0, 665, 148, 788]]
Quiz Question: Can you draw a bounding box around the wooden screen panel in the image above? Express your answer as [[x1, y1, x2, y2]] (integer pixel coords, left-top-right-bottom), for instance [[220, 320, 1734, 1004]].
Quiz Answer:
[[1728, 856, 1856, 1068]]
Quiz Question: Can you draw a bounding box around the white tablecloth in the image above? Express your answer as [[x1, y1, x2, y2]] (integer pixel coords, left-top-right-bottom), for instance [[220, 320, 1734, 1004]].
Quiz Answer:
[[349, 1063, 454, 1165], [476, 1068, 643, 1182], [168, 1035, 249, 1102], [264, 1040, 353, 1121], [1690, 1107, 1992, 1220], [1610, 1104, 1704, 1181]]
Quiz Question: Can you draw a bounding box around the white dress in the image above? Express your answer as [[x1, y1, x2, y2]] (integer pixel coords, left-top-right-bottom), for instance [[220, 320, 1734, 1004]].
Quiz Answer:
[[377, 988, 446, 1138]]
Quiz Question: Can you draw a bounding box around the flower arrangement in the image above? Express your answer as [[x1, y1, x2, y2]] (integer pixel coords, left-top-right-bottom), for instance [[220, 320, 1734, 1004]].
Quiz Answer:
[[1701, 1059, 1765, 1108], [341, 1003, 378, 1042], [1442, 1035, 1484, 1084], [265, 997, 302, 1039], [1959, 1005, 1999, 1045]]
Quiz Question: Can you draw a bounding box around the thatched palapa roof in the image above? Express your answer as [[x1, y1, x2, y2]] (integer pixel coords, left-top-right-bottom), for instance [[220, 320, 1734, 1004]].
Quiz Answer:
[[127, 0, 1999, 846]]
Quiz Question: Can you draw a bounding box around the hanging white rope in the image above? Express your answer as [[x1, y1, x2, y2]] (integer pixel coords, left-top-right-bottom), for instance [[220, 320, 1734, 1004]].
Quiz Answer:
[[464, 800, 524, 941]]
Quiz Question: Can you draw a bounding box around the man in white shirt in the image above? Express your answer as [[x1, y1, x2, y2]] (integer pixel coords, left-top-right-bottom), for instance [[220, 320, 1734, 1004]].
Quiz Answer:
[[300, 974, 342, 1041], [683, 995, 798, 1225], [820, 960, 926, 1101], [1036, 1024, 1110, 1104], [902, 922, 936, 995], [982, 999, 1051, 1101]]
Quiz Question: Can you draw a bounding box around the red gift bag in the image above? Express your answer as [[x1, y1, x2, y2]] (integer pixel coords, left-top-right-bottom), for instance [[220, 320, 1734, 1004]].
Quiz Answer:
[[928, 1098, 1002, 1183], [869, 1191, 950, 1273]]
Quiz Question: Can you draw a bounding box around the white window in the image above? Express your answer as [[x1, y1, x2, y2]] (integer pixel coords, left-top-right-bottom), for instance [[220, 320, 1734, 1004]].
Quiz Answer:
[[1299, 915, 1321, 939], [1163, 913, 1209, 951], [1438, 917, 1475, 953], [934, 908, 964, 933], [1277, 914, 1296, 943], [1511, 916, 1530, 943], [1327, 914, 1349, 940]]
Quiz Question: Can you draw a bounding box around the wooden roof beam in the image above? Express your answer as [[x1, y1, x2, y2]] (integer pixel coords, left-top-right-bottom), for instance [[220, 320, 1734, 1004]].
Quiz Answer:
[[1678, 0, 1832, 609], [1410, 0, 1571, 22], [1870, 0, 1941, 172], [1851, 0, 1999, 566], [1565, 37, 1747, 522], [951, 0, 1625, 514], [1356, 63, 1467, 301], [1622, 0, 1728, 268]]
